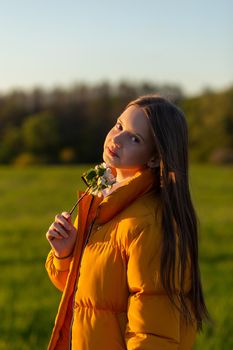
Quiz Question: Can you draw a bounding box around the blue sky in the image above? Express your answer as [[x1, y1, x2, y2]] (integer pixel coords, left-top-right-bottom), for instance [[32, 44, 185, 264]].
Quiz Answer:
[[0, 0, 232, 96]]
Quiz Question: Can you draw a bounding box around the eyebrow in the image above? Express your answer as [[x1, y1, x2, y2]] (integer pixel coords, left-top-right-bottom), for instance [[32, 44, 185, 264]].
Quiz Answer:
[[117, 118, 145, 142]]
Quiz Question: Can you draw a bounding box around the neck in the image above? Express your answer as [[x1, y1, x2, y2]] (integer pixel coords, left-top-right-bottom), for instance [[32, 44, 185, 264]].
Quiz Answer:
[[115, 166, 147, 183]]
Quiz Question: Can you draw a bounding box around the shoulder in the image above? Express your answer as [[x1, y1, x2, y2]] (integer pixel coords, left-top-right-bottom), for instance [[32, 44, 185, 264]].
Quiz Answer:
[[116, 190, 163, 248], [118, 190, 162, 225]]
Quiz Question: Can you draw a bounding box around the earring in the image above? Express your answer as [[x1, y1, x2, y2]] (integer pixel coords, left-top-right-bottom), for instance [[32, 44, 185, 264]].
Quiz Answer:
[[168, 171, 176, 184], [160, 159, 176, 188], [160, 159, 164, 188]]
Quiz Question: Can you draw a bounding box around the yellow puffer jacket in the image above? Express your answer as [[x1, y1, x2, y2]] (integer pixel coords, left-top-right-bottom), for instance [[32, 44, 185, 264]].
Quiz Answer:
[[45, 168, 197, 349]]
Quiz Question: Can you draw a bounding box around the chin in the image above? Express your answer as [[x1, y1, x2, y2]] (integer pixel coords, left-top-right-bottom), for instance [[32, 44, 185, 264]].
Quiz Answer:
[[103, 155, 112, 167], [103, 151, 109, 163], [103, 149, 118, 164]]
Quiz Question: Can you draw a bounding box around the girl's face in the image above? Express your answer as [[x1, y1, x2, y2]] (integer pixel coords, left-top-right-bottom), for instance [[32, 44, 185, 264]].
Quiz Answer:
[[103, 105, 158, 180]]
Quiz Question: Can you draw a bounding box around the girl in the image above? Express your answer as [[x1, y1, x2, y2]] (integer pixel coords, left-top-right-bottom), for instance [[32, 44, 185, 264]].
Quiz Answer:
[[45, 94, 210, 350]]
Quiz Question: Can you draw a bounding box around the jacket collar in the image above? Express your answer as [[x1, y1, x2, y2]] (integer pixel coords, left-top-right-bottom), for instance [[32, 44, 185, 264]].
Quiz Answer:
[[93, 167, 159, 225]]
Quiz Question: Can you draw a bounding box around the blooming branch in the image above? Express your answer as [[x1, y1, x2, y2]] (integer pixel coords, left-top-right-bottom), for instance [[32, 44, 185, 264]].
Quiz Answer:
[[69, 162, 116, 215]]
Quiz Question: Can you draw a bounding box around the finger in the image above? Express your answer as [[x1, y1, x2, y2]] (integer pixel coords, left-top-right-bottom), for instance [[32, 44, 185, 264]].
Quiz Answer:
[[53, 222, 69, 238], [61, 211, 72, 223], [55, 214, 72, 231], [46, 229, 63, 241]]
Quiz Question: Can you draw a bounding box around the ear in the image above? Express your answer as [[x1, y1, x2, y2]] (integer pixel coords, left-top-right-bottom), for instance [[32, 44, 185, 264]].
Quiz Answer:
[[147, 156, 159, 169]]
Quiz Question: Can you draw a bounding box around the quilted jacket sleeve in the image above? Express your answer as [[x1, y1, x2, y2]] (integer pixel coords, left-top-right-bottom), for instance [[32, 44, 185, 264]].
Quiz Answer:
[[125, 216, 181, 350], [45, 214, 78, 292]]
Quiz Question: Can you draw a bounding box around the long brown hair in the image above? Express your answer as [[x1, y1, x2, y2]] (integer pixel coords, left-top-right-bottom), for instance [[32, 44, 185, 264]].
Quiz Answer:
[[126, 94, 210, 332]]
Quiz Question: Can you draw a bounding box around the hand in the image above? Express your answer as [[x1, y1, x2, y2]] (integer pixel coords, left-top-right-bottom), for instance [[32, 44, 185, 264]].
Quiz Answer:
[[46, 212, 77, 258]]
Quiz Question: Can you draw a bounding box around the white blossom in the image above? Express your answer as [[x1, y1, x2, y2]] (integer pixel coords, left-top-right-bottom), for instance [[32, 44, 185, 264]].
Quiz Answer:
[[82, 162, 116, 196]]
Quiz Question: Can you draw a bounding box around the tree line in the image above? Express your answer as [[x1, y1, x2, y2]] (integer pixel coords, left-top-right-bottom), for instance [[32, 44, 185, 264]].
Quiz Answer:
[[0, 81, 232, 165]]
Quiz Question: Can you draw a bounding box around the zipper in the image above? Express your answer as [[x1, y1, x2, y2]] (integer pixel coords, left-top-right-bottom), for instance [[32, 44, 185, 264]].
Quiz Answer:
[[68, 196, 99, 349]]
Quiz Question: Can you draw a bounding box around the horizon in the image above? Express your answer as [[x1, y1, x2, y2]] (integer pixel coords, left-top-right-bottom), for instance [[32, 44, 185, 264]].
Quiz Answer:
[[0, 79, 232, 99]]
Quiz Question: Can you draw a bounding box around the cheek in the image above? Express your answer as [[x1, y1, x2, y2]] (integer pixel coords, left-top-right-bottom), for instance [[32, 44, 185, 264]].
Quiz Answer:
[[104, 129, 113, 146], [130, 146, 151, 161], [106, 126, 117, 139]]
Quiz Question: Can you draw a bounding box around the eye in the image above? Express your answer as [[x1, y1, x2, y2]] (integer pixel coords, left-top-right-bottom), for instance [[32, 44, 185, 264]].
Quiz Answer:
[[131, 135, 140, 143], [116, 122, 122, 130], [115, 121, 140, 143]]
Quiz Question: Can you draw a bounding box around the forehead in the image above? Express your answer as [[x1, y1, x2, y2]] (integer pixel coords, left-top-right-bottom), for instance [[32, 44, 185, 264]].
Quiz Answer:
[[119, 105, 153, 139]]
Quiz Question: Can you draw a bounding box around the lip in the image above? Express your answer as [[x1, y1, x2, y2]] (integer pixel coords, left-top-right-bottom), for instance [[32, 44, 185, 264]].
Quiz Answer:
[[107, 146, 119, 157]]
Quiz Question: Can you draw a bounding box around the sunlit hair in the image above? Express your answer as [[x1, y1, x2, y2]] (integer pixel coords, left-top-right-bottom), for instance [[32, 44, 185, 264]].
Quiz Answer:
[[125, 94, 211, 332]]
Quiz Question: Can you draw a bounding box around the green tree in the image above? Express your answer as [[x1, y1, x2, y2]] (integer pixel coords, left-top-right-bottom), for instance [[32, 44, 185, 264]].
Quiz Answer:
[[22, 111, 60, 160], [0, 127, 22, 163]]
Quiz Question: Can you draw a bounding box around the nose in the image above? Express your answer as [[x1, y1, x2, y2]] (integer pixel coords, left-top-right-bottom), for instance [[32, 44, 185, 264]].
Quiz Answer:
[[111, 133, 122, 148]]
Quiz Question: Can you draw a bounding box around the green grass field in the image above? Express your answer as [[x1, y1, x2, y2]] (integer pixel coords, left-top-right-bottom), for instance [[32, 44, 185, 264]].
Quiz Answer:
[[0, 164, 232, 349]]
